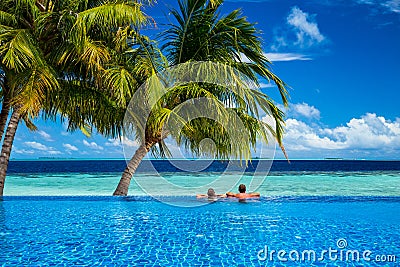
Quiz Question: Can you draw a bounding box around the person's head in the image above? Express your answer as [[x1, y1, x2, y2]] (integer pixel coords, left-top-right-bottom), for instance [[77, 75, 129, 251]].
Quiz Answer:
[[207, 188, 217, 198], [238, 184, 246, 193]]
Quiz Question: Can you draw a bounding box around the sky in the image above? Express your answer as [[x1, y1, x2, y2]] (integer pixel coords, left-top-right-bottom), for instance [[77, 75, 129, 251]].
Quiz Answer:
[[9, 0, 400, 160]]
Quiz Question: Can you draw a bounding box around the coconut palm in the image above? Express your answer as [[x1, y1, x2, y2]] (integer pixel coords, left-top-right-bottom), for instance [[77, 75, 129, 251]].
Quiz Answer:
[[0, 0, 60, 195], [0, 0, 155, 195], [113, 0, 289, 196], [0, 69, 11, 138], [44, 29, 164, 139]]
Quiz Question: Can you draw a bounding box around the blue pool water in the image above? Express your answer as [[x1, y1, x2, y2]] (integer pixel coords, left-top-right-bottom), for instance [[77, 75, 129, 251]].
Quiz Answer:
[[2, 160, 400, 265], [1, 196, 399, 266]]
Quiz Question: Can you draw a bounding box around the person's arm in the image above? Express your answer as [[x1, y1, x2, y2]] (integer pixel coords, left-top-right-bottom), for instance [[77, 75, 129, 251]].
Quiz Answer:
[[249, 192, 260, 197], [217, 194, 227, 198], [226, 192, 236, 197], [196, 194, 207, 198]]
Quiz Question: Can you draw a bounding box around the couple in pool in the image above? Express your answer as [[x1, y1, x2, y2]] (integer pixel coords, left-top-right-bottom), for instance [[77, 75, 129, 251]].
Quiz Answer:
[[196, 184, 260, 200]]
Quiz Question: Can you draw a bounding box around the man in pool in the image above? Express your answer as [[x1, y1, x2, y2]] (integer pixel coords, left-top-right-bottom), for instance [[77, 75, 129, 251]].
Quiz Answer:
[[196, 188, 226, 200], [226, 184, 260, 199]]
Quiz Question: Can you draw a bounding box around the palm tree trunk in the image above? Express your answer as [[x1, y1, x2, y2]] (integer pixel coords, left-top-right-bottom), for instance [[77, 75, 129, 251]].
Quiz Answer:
[[113, 141, 155, 196], [0, 98, 11, 140], [0, 108, 21, 196]]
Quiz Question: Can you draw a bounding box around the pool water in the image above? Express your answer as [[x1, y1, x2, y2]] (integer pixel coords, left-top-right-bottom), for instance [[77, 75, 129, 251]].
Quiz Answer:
[[1, 196, 399, 266]]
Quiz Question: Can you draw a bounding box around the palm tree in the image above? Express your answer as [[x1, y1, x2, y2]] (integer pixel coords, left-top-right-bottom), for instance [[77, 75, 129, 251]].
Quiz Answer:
[[0, 69, 11, 138], [0, 0, 154, 195], [43, 26, 164, 140], [40, 0, 164, 145], [0, 0, 60, 195], [113, 0, 289, 196]]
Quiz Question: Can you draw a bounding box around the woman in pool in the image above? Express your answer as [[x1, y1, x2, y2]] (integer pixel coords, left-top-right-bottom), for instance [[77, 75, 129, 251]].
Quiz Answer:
[[226, 184, 260, 199], [196, 188, 226, 200]]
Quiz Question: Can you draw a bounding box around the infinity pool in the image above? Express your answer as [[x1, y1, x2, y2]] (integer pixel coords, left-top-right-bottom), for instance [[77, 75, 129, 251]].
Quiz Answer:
[[1, 196, 399, 266]]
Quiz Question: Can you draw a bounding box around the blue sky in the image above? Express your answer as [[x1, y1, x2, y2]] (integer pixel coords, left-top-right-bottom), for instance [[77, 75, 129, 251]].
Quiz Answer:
[[10, 0, 400, 160]]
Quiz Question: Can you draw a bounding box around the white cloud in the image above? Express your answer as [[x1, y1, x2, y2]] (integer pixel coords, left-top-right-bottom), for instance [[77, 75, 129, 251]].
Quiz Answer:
[[284, 119, 346, 150], [283, 113, 400, 155], [105, 138, 124, 147], [240, 52, 310, 63], [14, 148, 35, 154], [291, 103, 321, 119], [318, 0, 400, 14], [105, 138, 138, 158], [355, 0, 400, 12], [264, 53, 312, 62], [63, 143, 78, 151], [24, 141, 61, 155], [278, 102, 321, 120], [121, 137, 140, 148], [259, 82, 276, 89], [25, 141, 49, 151], [271, 7, 326, 51], [329, 113, 400, 149], [83, 140, 104, 150], [262, 114, 277, 129], [271, 36, 288, 51], [287, 7, 325, 47], [356, 0, 376, 4], [37, 130, 53, 141], [382, 0, 400, 13]]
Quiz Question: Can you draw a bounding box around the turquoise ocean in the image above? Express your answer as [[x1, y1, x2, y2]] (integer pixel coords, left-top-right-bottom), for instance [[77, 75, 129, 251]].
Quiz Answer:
[[5, 160, 400, 196]]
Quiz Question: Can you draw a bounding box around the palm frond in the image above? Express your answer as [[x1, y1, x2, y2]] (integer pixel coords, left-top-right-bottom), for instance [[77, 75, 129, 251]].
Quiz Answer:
[[11, 65, 59, 117], [103, 66, 136, 107], [0, 10, 17, 26], [0, 29, 43, 71], [79, 38, 111, 73]]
